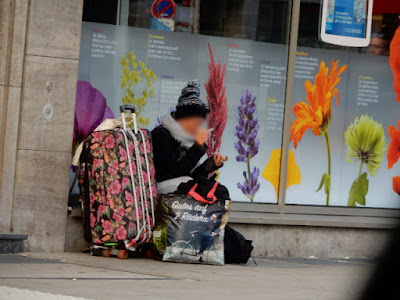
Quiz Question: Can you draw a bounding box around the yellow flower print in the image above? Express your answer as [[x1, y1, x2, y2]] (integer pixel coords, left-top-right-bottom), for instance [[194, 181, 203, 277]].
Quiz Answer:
[[262, 148, 301, 197]]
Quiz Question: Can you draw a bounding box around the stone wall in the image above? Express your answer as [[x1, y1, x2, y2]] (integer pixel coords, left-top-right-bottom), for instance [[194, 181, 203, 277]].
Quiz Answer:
[[63, 214, 392, 258], [231, 223, 391, 258], [0, 0, 83, 251]]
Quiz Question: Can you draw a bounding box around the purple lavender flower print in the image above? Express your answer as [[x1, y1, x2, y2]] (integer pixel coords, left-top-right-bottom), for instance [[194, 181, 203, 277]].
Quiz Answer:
[[235, 89, 260, 202]]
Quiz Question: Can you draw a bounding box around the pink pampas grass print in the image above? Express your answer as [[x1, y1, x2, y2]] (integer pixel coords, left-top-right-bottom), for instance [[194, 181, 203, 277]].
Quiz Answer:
[[205, 43, 228, 157]]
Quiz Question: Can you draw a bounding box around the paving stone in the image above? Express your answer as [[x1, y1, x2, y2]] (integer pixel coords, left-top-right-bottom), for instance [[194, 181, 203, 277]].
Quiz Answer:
[[0, 286, 92, 300]]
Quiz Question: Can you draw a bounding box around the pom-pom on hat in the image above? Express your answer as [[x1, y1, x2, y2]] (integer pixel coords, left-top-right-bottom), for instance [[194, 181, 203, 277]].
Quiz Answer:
[[175, 79, 210, 119]]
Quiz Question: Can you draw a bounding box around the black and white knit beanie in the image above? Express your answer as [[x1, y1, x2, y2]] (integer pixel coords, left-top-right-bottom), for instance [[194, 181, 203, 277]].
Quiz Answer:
[[174, 79, 210, 119]]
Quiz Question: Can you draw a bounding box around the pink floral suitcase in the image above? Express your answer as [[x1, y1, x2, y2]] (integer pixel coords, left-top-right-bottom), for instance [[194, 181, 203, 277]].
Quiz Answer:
[[78, 106, 157, 258]]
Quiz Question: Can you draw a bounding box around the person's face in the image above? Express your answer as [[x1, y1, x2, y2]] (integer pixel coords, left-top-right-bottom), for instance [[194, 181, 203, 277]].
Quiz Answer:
[[368, 37, 389, 56], [178, 117, 206, 136]]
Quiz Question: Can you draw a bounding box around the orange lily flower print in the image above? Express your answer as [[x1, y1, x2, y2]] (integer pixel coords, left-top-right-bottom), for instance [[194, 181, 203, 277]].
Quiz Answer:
[[290, 60, 348, 148], [387, 119, 400, 170], [387, 119, 400, 196], [290, 60, 347, 205], [390, 26, 400, 102], [393, 176, 400, 196]]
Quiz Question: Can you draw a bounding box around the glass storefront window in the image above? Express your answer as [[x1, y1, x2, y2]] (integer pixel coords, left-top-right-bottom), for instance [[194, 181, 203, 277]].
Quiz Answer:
[[285, 0, 400, 208], [74, 0, 292, 204], [74, 0, 400, 210]]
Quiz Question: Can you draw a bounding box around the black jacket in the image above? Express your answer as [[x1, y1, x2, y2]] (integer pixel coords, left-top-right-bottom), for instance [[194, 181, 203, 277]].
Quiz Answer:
[[151, 125, 220, 182]]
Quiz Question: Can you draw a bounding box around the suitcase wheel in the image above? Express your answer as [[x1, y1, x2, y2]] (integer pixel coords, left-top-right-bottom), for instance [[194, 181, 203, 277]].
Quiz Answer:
[[102, 249, 111, 257], [117, 250, 128, 259], [90, 247, 102, 257]]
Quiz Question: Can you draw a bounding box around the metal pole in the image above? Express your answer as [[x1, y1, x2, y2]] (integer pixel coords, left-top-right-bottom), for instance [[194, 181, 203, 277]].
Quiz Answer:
[[119, 0, 130, 26], [277, 0, 301, 214], [193, 0, 200, 34], [116, 0, 121, 25]]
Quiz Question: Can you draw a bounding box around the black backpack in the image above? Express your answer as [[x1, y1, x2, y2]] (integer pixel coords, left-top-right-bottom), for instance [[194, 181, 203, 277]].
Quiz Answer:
[[224, 225, 254, 264]]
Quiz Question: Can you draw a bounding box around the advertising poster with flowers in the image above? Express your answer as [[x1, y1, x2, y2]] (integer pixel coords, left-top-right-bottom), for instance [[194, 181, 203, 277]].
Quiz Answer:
[[285, 47, 400, 208], [73, 22, 288, 204], [73, 22, 399, 208]]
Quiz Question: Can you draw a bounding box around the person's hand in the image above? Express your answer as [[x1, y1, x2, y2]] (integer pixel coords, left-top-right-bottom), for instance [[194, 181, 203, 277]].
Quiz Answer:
[[195, 129, 210, 146], [213, 153, 228, 167]]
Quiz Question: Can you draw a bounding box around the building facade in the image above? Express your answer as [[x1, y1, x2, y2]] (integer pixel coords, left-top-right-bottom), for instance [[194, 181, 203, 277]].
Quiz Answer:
[[1, 0, 399, 257]]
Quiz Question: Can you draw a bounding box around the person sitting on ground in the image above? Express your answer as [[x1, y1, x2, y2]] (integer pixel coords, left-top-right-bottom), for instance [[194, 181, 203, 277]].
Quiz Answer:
[[151, 79, 228, 194], [152, 85, 254, 264]]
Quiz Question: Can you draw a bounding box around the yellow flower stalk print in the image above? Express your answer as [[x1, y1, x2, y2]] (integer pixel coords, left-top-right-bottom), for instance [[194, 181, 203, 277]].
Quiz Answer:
[[262, 148, 301, 197], [120, 51, 157, 127], [289, 60, 347, 205]]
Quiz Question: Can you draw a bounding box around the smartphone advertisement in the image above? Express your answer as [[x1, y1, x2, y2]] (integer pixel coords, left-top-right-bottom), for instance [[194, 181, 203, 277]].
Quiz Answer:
[[321, 0, 374, 47]]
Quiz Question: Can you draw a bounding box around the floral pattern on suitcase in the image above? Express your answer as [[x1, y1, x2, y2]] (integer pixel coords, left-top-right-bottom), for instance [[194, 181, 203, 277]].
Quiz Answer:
[[79, 129, 157, 245]]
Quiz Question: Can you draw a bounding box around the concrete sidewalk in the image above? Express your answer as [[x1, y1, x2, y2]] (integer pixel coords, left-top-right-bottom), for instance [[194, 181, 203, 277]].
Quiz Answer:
[[0, 253, 374, 300]]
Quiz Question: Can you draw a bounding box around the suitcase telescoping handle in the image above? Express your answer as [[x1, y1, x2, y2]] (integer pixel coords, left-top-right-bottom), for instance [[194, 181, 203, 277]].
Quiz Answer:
[[187, 182, 219, 204], [120, 105, 138, 134], [120, 105, 136, 114]]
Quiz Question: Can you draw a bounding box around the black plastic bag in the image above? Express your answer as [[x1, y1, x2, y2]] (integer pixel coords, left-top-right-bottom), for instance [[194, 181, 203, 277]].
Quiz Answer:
[[224, 225, 254, 264]]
